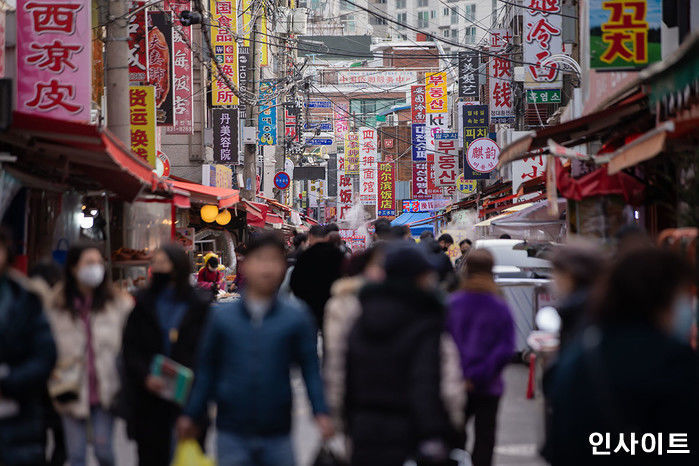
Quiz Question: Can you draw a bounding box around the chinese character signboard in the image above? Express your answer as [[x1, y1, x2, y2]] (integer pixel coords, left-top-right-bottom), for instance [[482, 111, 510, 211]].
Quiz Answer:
[[334, 102, 349, 138], [463, 105, 490, 180], [258, 80, 277, 145], [590, 0, 661, 69], [426, 72, 448, 114], [337, 152, 353, 222], [213, 108, 238, 163], [458, 52, 480, 97], [512, 153, 545, 193], [17, 0, 92, 122], [129, 86, 156, 166], [377, 162, 395, 217], [489, 28, 514, 122], [359, 127, 378, 206], [210, 0, 238, 105], [166, 0, 193, 134], [284, 103, 300, 148], [434, 132, 458, 189], [345, 132, 360, 175], [524, 0, 562, 91], [147, 11, 174, 125], [128, 1, 148, 84], [466, 138, 500, 174], [337, 70, 417, 87]]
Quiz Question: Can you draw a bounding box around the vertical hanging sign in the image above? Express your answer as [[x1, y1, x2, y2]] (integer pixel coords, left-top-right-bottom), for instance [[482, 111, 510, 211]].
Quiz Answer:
[[147, 11, 174, 125], [458, 52, 480, 98], [524, 0, 562, 104], [377, 162, 395, 217], [411, 85, 428, 200], [166, 0, 194, 133], [213, 108, 239, 163], [258, 80, 277, 145], [425, 72, 448, 196], [337, 152, 353, 222], [489, 29, 514, 122], [334, 102, 349, 139], [17, 0, 92, 122], [211, 0, 238, 105], [129, 86, 156, 166], [128, 1, 148, 85], [463, 105, 490, 180], [345, 132, 360, 175], [434, 132, 458, 191], [359, 127, 378, 206]]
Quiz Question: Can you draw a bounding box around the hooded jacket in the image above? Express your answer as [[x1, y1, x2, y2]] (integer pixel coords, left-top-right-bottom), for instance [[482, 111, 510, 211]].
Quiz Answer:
[[345, 280, 456, 463]]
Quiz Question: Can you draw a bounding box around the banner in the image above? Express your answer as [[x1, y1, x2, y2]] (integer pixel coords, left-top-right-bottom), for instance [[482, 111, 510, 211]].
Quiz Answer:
[[512, 153, 546, 194], [210, 0, 238, 105], [17, 0, 92, 122], [377, 162, 395, 217], [128, 1, 148, 84], [412, 125, 429, 199], [338, 70, 417, 87], [458, 52, 479, 97], [463, 105, 490, 180], [411, 85, 426, 123], [524, 0, 562, 92], [488, 29, 514, 122], [166, 0, 194, 134], [434, 132, 458, 190], [590, 0, 661, 69], [358, 127, 378, 206], [129, 86, 156, 166], [258, 80, 277, 145], [337, 152, 353, 222], [334, 102, 349, 138], [238, 46, 249, 114], [426, 72, 447, 114], [147, 11, 174, 125], [345, 132, 360, 175], [213, 108, 238, 163]]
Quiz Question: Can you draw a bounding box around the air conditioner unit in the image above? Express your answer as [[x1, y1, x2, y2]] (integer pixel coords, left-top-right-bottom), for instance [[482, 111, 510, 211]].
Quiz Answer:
[[274, 8, 290, 34], [386, 114, 397, 125], [291, 8, 308, 34]]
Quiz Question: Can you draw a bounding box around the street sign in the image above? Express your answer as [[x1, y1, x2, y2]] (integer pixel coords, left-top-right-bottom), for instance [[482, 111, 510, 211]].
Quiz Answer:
[[274, 171, 291, 190], [306, 100, 332, 108], [456, 174, 477, 194], [306, 137, 333, 146], [466, 138, 500, 173]]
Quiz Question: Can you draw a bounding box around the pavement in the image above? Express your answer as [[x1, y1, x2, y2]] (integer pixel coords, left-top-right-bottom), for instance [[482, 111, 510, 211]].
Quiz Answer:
[[102, 364, 546, 465]]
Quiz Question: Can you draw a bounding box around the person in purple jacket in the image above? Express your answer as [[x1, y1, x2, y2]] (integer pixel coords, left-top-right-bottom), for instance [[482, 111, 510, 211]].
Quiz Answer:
[[447, 249, 515, 466]]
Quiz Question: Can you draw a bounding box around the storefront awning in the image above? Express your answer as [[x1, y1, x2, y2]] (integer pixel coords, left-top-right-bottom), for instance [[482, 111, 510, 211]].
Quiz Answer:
[[164, 179, 240, 209], [391, 211, 434, 236], [1, 112, 161, 200]]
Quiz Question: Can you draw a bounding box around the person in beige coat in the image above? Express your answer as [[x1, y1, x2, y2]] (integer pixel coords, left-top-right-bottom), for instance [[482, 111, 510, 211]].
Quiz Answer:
[[45, 244, 133, 466]]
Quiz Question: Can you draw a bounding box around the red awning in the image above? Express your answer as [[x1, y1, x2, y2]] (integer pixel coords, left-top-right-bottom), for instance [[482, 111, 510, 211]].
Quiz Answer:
[[266, 213, 283, 224], [164, 179, 240, 209], [241, 200, 269, 227], [3, 112, 161, 200], [555, 158, 645, 205]]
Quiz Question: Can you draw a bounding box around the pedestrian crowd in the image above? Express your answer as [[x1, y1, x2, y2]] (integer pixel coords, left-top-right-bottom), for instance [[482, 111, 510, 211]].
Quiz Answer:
[[0, 221, 696, 466]]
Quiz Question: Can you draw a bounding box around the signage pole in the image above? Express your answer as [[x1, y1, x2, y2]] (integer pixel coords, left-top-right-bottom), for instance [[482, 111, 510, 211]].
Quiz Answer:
[[105, 0, 131, 145], [242, 13, 260, 201]]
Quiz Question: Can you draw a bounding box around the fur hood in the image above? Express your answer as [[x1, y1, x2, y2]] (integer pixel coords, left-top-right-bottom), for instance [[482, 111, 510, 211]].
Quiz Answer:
[[330, 276, 364, 297]]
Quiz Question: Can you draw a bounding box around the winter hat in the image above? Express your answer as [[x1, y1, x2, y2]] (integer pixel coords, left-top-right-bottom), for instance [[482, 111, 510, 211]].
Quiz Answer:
[[384, 244, 436, 280]]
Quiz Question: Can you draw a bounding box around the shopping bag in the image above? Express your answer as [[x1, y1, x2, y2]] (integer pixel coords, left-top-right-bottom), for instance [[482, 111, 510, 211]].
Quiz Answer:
[[172, 439, 215, 466], [52, 238, 69, 265]]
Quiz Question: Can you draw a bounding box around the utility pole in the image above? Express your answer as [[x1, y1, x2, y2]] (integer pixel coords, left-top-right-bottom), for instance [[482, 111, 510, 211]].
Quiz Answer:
[[241, 13, 261, 201], [105, 0, 130, 145]]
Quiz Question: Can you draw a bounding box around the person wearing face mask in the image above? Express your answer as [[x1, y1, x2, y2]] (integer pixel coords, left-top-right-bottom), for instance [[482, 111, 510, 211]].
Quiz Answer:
[[547, 248, 699, 466], [45, 244, 133, 466], [196, 254, 225, 298], [121, 244, 211, 466]]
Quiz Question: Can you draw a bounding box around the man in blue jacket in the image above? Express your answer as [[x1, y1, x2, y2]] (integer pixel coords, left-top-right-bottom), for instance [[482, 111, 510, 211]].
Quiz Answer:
[[177, 232, 333, 465]]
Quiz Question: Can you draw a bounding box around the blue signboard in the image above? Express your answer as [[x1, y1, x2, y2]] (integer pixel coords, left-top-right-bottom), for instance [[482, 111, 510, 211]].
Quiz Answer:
[[258, 81, 277, 145], [304, 122, 333, 132], [411, 124, 426, 162], [306, 100, 332, 108], [306, 137, 333, 146]]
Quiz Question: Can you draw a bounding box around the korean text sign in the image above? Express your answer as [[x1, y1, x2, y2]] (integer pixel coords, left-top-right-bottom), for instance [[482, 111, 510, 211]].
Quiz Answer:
[[463, 105, 490, 180], [18, 0, 92, 122], [213, 108, 238, 163], [258, 80, 277, 145], [426, 72, 448, 114], [411, 85, 428, 200], [377, 162, 395, 217], [359, 127, 378, 206], [210, 0, 238, 105], [524, 0, 562, 89], [590, 0, 661, 69], [434, 132, 458, 189], [489, 28, 514, 122], [129, 86, 156, 166]]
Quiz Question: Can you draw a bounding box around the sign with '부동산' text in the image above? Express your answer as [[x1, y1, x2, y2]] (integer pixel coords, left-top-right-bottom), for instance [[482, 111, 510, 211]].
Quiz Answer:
[[434, 132, 458, 189], [17, 0, 92, 122], [129, 86, 156, 166]]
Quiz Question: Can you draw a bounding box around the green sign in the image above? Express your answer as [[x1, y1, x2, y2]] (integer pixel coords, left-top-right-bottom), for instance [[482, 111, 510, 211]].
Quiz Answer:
[[526, 89, 561, 104], [589, 0, 662, 70]]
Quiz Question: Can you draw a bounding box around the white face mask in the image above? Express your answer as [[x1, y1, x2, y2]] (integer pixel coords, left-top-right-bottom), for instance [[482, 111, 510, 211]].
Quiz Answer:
[[77, 263, 105, 289]]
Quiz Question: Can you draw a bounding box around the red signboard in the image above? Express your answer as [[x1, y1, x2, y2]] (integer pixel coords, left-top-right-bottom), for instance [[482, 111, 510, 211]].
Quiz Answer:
[[165, 0, 194, 134], [411, 85, 426, 123], [128, 1, 148, 84]]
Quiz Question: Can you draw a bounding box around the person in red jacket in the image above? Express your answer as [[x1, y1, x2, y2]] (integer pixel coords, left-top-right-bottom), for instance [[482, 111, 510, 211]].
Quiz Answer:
[[197, 255, 224, 294]]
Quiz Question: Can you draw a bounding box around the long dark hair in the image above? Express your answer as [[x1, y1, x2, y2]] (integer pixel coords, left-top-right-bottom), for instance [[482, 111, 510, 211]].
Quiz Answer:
[[151, 243, 193, 299], [63, 243, 113, 316]]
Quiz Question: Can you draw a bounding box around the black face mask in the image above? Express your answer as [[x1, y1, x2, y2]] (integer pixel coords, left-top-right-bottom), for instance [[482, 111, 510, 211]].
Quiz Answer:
[[150, 272, 172, 290]]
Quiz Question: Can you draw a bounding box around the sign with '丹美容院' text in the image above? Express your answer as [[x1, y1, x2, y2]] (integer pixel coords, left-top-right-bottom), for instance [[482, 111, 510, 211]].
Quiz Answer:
[[213, 108, 239, 164]]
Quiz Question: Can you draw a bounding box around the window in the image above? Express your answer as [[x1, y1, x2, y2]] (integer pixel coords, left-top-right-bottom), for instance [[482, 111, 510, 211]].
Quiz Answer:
[[397, 12, 407, 24], [430, 10, 436, 19], [370, 14, 387, 25], [396, 0, 406, 8], [465, 26, 476, 44], [451, 29, 459, 39], [340, 0, 356, 10], [344, 15, 357, 32], [443, 29, 450, 37], [418, 0, 428, 6], [417, 11, 429, 27], [350, 99, 404, 127], [465, 4, 476, 21], [443, 7, 449, 15], [451, 7, 458, 24]]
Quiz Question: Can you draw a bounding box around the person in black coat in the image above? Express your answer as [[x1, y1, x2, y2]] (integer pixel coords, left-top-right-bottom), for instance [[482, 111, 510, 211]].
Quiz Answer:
[[0, 230, 57, 466], [121, 244, 210, 466], [290, 225, 345, 327], [345, 244, 455, 466]]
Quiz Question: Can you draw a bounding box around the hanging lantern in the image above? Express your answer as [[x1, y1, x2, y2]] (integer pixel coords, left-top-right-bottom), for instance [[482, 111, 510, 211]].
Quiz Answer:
[[200, 204, 218, 223], [215, 209, 232, 225]]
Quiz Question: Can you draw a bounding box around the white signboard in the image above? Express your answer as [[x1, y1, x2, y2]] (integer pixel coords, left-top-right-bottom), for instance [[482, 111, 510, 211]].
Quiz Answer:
[[523, 0, 563, 89], [337, 70, 417, 87], [466, 138, 500, 173]]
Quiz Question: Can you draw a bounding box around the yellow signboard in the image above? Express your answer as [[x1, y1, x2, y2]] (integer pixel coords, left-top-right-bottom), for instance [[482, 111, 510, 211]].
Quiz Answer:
[[129, 86, 156, 167], [425, 71, 447, 113], [210, 0, 238, 105], [456, 174, 477, 194]]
